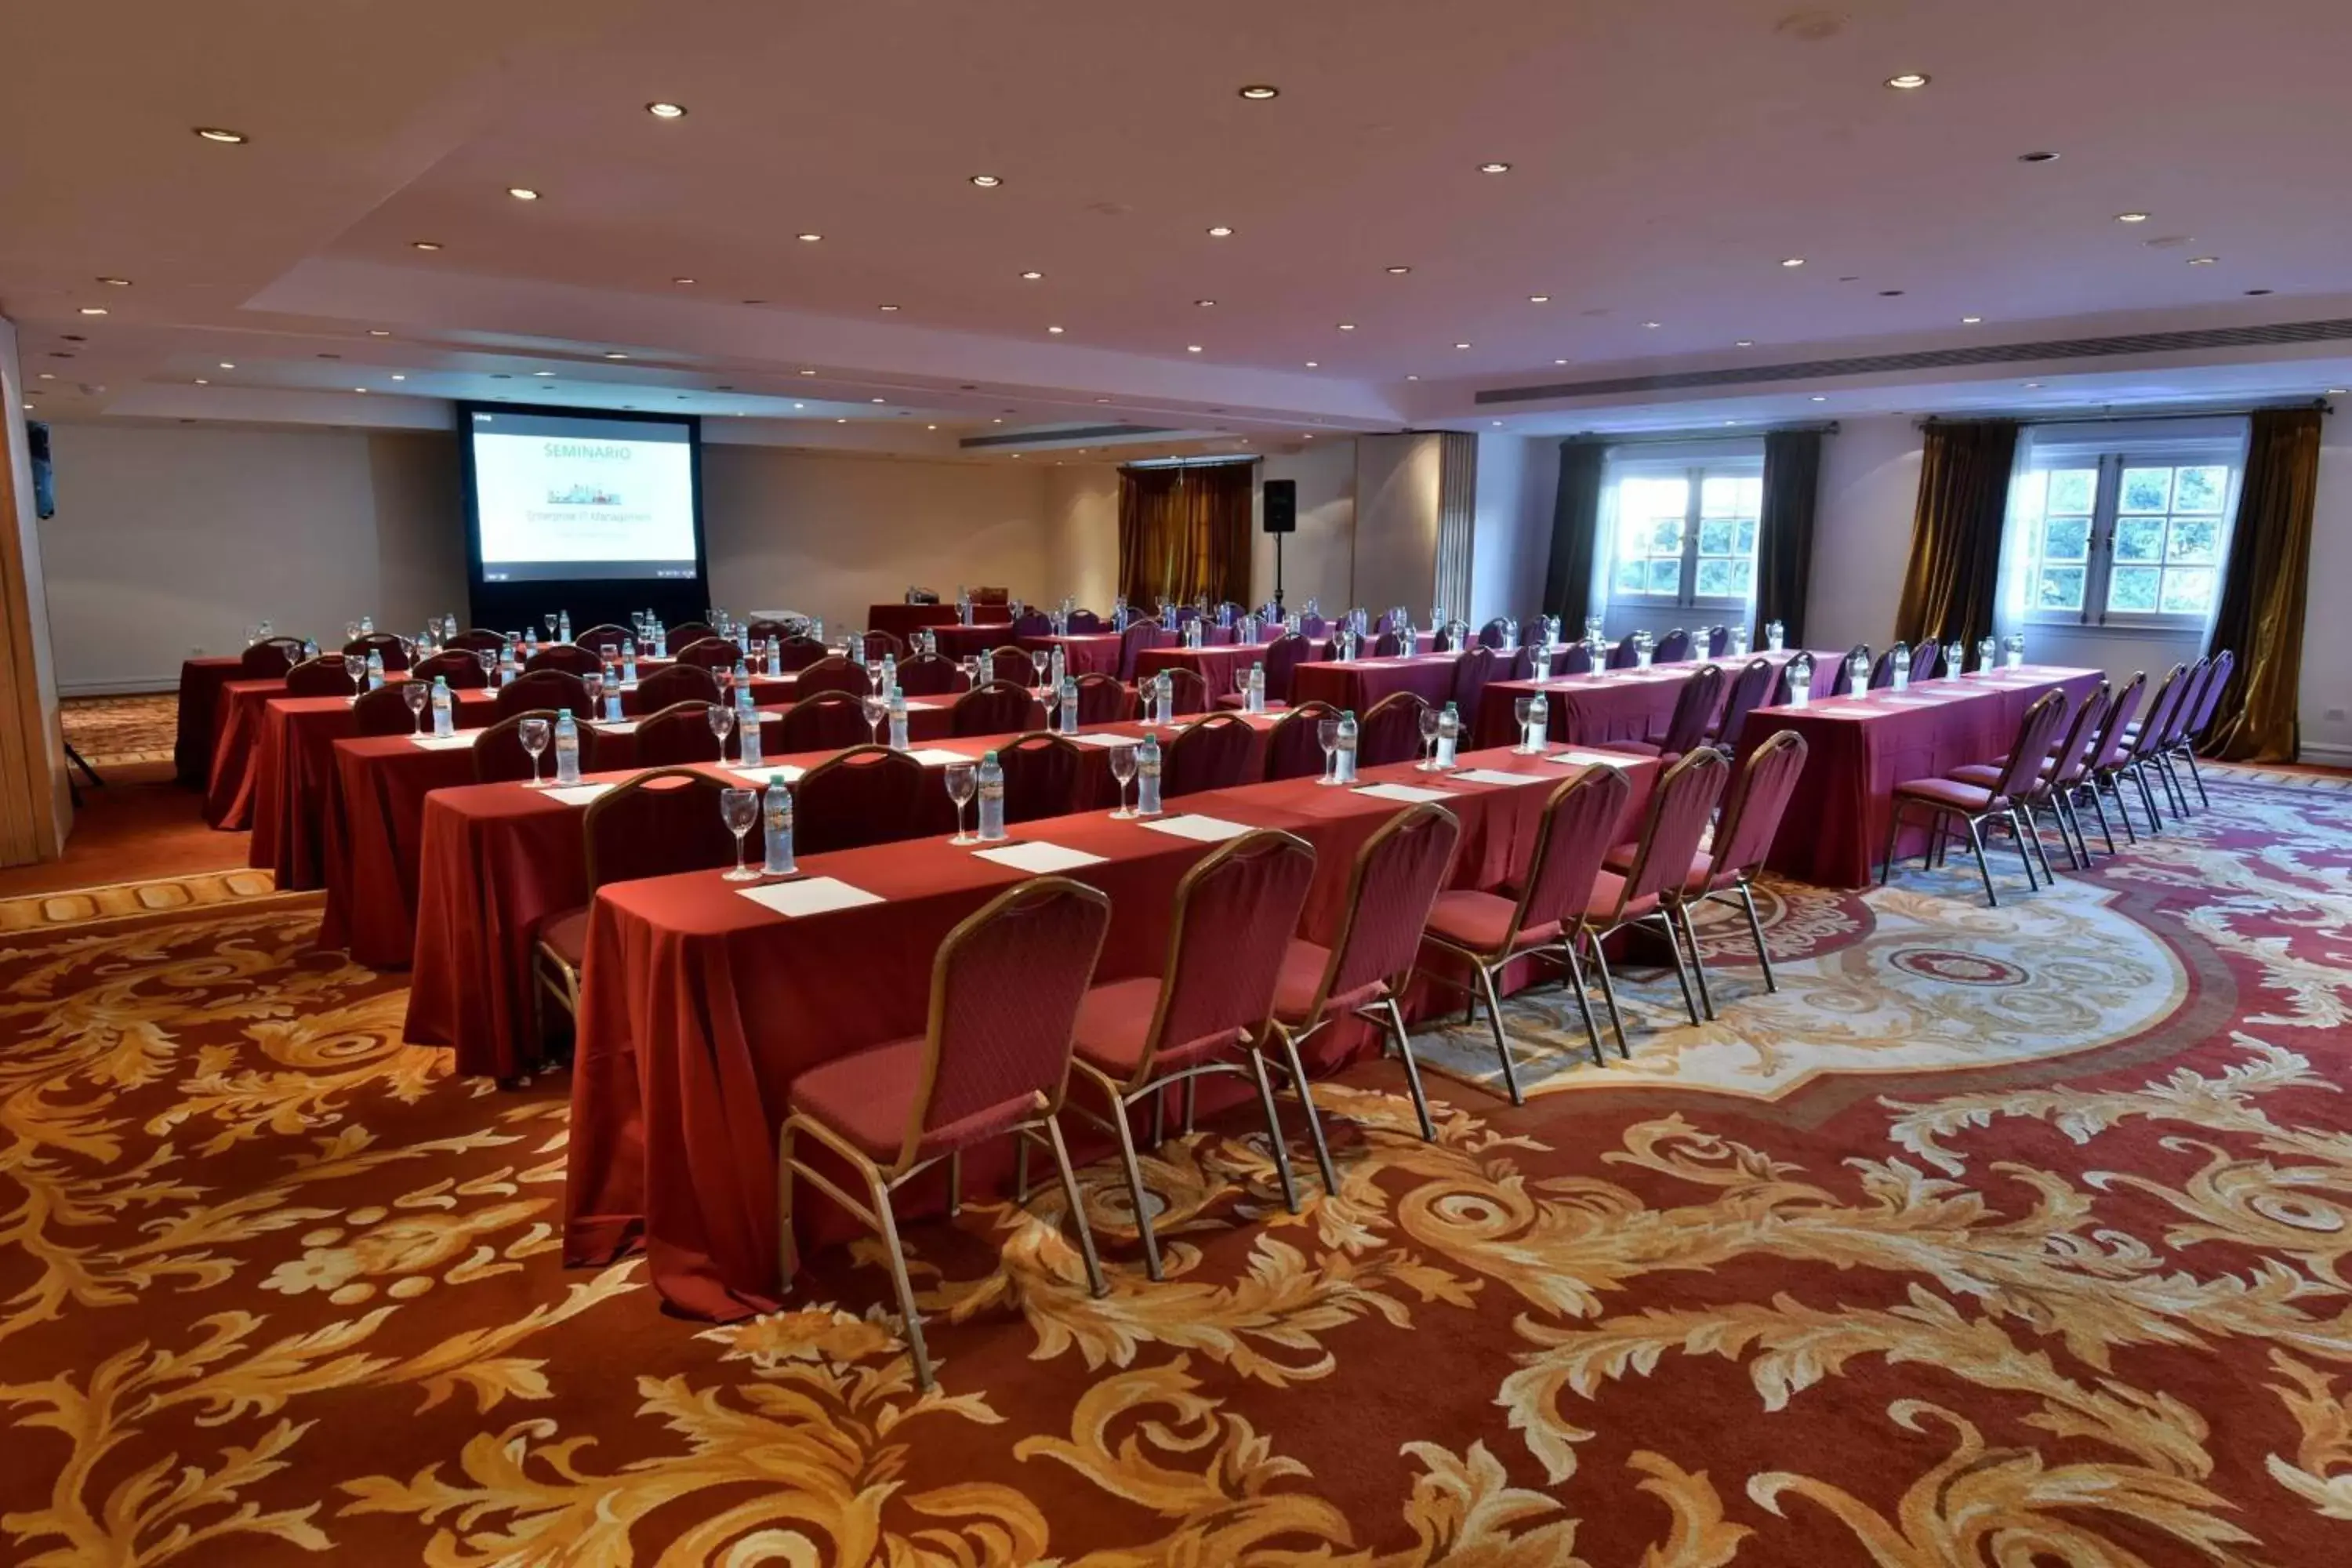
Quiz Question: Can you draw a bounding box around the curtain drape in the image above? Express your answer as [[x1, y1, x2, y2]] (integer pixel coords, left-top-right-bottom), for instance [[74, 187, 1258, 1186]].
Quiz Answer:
[[2203, 406, 2321, 762], [1752, 428, 1823, 645], [1116, 463, 1254, 608], [1541, 441, 1607, 624], [1893, 419, 2020, 646]]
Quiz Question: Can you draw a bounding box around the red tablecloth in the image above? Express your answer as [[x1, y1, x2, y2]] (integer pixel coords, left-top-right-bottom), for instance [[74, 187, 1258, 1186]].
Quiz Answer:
[[1135, 643, 1277, 701], [176, 656, 245, 787], [1474, 648, 1838, 749], [1736, 666, 2107, 887], [204, 678, 290, 829], [867, 604, 1009, 644], [927, 624, 1019, 660], [1020, 633, 1127, 677], [1290, 652, 1462, 716], [249, 691, 500, 887], [561, 741, 1657, 1319]]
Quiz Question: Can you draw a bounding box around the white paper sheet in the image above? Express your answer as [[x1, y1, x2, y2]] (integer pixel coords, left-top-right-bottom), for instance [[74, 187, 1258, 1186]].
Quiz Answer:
[[728, 764, 805, 785], [906, 748, 974, 766], [974, 840, 1109, 872], [1138, 814, 1254, 842], [1352, 782, 1452, 804], [1452, 768, 1539, 787], [1070, 732, 1143, 748], [597, 720, 641, 734], [736, 876, 884, 917], [409, 731, 479, 750], [543, 783, 615, 807], [1548, 750, 1633, 769]]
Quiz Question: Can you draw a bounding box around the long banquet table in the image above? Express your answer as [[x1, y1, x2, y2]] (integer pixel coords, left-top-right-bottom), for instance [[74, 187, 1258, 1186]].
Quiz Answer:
[[1018, 632, 1127, 677], [866, 603, 1008, 643], [1289, 651, 1464, 716], [1473, 648, 1838, 749], [176, 655, 245, 787], [560, 739, 1658, 1319], [1733, 664, 2107, 887]]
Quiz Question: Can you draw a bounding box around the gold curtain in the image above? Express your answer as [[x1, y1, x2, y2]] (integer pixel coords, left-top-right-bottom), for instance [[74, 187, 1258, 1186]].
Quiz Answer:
[[1117, 463, 1254, 607], [2203, 406, 2321, 762], [1893, 419, 2019, 646]]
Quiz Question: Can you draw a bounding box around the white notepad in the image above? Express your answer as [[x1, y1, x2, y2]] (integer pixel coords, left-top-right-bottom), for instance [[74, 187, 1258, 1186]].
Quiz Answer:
[[544, 783, 615, 807], [1139, 814, 1254, 842], [1071, 732, 1142, 748], [597, 720, 640, 734], [737, 876, 884, 917], [1352, 782, 1452, 804], [728, 764, 805, 785], [410, 731, 478, 750], [1453, 768, 1537, 787], [906, 748, 973, 766], [975, 840, 1108, 872], [1548, 750, 1632, 769]]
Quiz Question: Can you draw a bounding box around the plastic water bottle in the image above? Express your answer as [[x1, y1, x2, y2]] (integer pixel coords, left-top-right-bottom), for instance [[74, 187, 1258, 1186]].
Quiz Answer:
[[652, 622, 668, 659], [1436, 702, 1461, 768], [1058, 676, 1079, 735], [1334, 710, 1359, 783], [2004, 633, 2024, 670], [762, 779, 796, 876], [1892, 644, 1911, 692], [1247, 662, 1265, 714], [1152, 673, 1174, 727], [601, 662, 624, 721], [739, 713, 764, 769], [976, 751, 1007, 840], [497, 641, 517, 685], [1730, 624, 1750, 658], [365, 651, 386, 690], [1635, 635, 1653, 670], [1976, 637, 1997, 673], [1788, 653, 1814, 708], [359, 614, 375, 635], [848, 636, 868, 670], [1766, 620, 1785, 652], [1049, 645, 1066, 691], [1524, 695, 1549, 751], [553, 710, 581, 785], [958, 586, 974, 626], [524, 624, 539, 655], [1136, 734, 1163, 816], [1847, 650, 1870, 697], [301, 637, 319, 660], [430, 676, 454, 736], [765, 638, 782, 677], [558, 609, 572, 643], [808, 619, 823, 646], [1944, 640, 1965, 679], [621, 637, 638, 684], [733, 660, 756, 716], [887, 691, 909, 750]]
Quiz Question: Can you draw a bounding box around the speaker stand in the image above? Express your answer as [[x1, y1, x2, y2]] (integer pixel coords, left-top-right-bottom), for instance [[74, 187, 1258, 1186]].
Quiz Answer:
[[1272, 532, 1286, 615]]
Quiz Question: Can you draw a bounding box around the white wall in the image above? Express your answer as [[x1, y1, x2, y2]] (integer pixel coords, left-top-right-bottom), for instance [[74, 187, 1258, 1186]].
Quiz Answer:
[[1040, 463, 1120, 612], [2302, 418, 2352, 764], [1468, 434, 1558, 627], [1250, 441, 1356, 612], [1352, 434, 1446, 618]]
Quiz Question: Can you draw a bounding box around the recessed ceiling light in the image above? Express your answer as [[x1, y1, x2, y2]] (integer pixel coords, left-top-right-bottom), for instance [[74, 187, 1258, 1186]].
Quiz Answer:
[[390, 374, 405, 381], [1723, 419, 1740, 426], [837, 418, 848, 423], [2023, 381, 2042, 389], [1453, 341, 1471, 349], [1304, 360, 1319, 368], [1195, 298, 1215, 307], [646, 101, 686, 118], [533, 370, 555, 376], [1528, 295, 1550, 304], [219, 361, 235, 368], [192, 378, 207, 385], [1478, 162, 1511, 174], [1884, 72, 1930, 89], [870, 397, 885, 404], [969, 174, 1002, 187], [1238, 84, 1279, 100], [799, 368, 816, 376], [96, 276, 130, 287], [2330, 388, 2349, 396], [1047, 325, 1065, 334], [992, 418, 1003, 424], [672, 276, 695, 284], [2115, 212, 2151, 223], [507, 187, 540, 201], [2018, 151, 2060, 163], [1187, 344, 1203, 353], [1406, 373, 1421, 380], [1096, 396, 1110, 402], [1019, 270, 1043, 280], [926, 423, 937, 429], [35, 372, 52, 380], [1780, 258, 1806, 269], [353, 387, 368, 394], [879, 303, 899, 311], [796, 232, 822, 243], [194, 127, 247, 143], [1810, 395, 1827, 401], [77, 307, 107, 316], [1207, 225, 1234, 238], [1386, 265, 1411, 275], [604, 351, 630, 360], [1642, 321, 1661, 328], [1553, 359, 1568, 366], [1337, 321, 1356, 331], [1735, 339, 1754, 347], [411, 241, 443, 251], [366, 328, 391, 337], [2187, 255, 2219, 266]]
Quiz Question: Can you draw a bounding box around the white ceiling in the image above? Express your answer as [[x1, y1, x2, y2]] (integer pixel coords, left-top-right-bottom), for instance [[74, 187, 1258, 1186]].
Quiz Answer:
[[6, 0, 2350, 454]]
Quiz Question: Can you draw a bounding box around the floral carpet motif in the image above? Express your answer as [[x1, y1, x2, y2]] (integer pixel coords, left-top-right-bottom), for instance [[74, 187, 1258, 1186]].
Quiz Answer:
[[4, 775, 2351, 1563], [58, 692, 180, 771]]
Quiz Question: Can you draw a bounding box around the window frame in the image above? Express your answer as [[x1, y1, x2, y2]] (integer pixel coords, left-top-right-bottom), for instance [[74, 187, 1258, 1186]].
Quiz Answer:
[[2013, 439, 2239, 632], [1599, 450, 1765, 617]]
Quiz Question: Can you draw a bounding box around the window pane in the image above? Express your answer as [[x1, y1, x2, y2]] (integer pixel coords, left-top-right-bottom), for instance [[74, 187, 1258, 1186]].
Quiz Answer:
[[2172, 466, 2227, 512], [1734, 518, 1759, 557], [1613, 558, 1648, 594], [2045, 468, 2096, 514], [2107, 564, 2161, 612], [2035, 568, 2085, 611], [2159, 567, 2216, 616], [2119, 467, 2172, 513], [1728, 559, 1755, 597], [1646, 558, 1682, 595], [1700, 476, 1740, 517], [2114, 517, 2166, 562], [2169, 517, 2220, 562], [1694, 557, 1733, 597], [1649, 517, 1685, 554], [2041, 517, 2091, 561], [1697, 518, 1737, 556]]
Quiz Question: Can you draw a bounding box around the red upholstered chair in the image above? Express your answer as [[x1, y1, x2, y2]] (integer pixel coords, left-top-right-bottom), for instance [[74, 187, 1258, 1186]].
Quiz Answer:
[[633, 699, 724, 766], [1116, 618, 1161, 681], [1263, 700, 1340, 782], [1709, 658, 1775, 747], [796, 745, 928, 854], [951, 681, 1038, 739], [1011, 610, 1054, 637], [1867, 644, 1903, 690], [1651, 729, 1809, 1011], [1162, 711, 1254, 797], [1372, 630, 1404, 658], [1448, 645, 1501, 733], [472, 708, 604, 784], [1069, 830, 1318, 1277], [1882, 689, 2069, 906], [1704, 625, 1731, 657], [666, 621, 716, 647], [1947, 682, 2111, 871], [1065, 608, 1103, 633], [526, 642, 604, 677], [496, 667, 591, 720], [895, 652, 965, 697], [1269, 802, 1461, 1142], [412, 648, 488, 689], [778, 691, 873, 753], [2067, 670, 2147, 855], [1607, 633, 1642, 670], [1652, 628, 1692, 664], [240, 636, 307, 678], [2173, 648, 2234, 808], [2107, 662, 2187, 837], [1000, 731, 1082, 822], [1584, 748, 1732, 1047], [770, 636, 822, 673], [627, 661, 721, 716], [1163, 666, 1209, 717], [1258, 632, 1315, 705], [350, 682, 420, 736], [1073, 673, 1134, 725], [793, 656, 873, 701], [1620, 663, 1723, 763], [745, 618, 793, 647], [986, 646, 1040, 688], [1421, 767, 1632, 1097], [673, 637, 742, 672], [1475, 617, 1512, 651], [863, 630, 908, 662], [1298, 613, 1330, 640], [783, 877, 1113, 1388], [571, 623, 630, 654], [1908, 641, 1944, 683], [445, 628, 506, 654], [285, 655, 358, 697], [343, 632, 412, 672], [1357, 691, 1429, 768], [2137, 655, 2212, 818], [1552, 641, 1593, 677]]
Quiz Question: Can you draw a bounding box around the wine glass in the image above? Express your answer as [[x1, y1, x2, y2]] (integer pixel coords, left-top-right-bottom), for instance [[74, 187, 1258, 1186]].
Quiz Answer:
[[720, 788, 760, 880], [945, 762, 978, 843], [1108, 744, 1138, 817], [1417, 707, 1442, 770], [343, 654, 367, 701], [860, 692, 888, 746], [1514, 695, 1537, 751], [476, 649, 497, 682], [1316, 717, 1341, 784], [344, 621, 361, 642], [543, 613, 559, 641], [1029, 651, 1050, 688], [404, 681, 431, 733], [707, 702, 737, 764], [518, 717, 551, 785], [960, 656, 981, 690], [1233, 670, 1252, 707]]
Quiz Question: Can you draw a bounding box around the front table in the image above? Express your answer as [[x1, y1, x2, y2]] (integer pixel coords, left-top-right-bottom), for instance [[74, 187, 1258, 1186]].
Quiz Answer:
[[1289, 652, 1463, 716]]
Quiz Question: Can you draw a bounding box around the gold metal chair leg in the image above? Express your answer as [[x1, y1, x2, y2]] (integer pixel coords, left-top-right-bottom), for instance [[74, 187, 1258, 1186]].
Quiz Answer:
[[776, 1122, 800, 1283], [1381, 998, 1437, 1139], [1475, 960, 1525, 1104], [946, 1148, 963, 1218], [1243, 1051, 1303, 1214], [1098, 1077, 1165, 1282], [1268, 1025, 1340, 1198], [1675, 901, 1715, 1021], [1042, 1113, 1108, 1298], [863, 1165, 935, 1392], [1737, 881, 1777, 993]]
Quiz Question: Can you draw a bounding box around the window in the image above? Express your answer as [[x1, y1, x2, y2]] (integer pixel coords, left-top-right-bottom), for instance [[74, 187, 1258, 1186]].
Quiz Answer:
[[2014, 445, 2237, 627], [1604, 459, 1762, 610]]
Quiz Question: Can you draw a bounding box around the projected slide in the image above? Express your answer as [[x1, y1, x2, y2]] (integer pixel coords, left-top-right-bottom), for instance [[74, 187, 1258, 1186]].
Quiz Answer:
[[467, 411, 700, 583]]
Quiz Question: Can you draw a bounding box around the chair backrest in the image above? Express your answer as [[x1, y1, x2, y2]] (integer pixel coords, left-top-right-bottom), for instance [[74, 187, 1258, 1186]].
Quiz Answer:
[[1501, 765, 1635, 949], [953, 681, 1038, 738], [1909, 641, 1943, 683], [497, 667, 591, 719], [1477, 616, 1512, 651], [343, 632, 411, 672], [1867, 644, 1901, 690], [1358, 691, 1430, 767], [796, 745, 929, 854], [1704, 625, 1731, 657], [472, 709, 603, 783], [632, 661, 721, 713], [574, 624, 632, 655], [794, 656, 873, 701], [1839, 643, 1871, 686], [1373, 630, 1404, 659], [1123, 829, 1319, 1083], [673, 637, 742, 672], [526, 642, 604, 677], [1011, 611, 1053, 637], [2126, 664, 2188, 763], [2046, 682, 2111, 788], [1653, 628, 1692, 663], [1073, 673, 1134, 725], [1449, 645, 1500, 730], [1706, 730, 1809, 885], [667, 621, 716, 646], [1991, 690, 2069, 802], [239, 637, 307, 678], [2159, 658, 2212, 750], [1769, 657, 1809, 706], [776, 636, 826, 673], [895, 652, 964, 696], [889, 877, 1112, 1168], [987, 646, 1040, 688], [1298, 613, 1329, 639], [635, 699, 724, 766], [1607, 633, 1642, 670], [777, 691, 872, 753], [1658, 663, 1725, 755], [1163, 712, 1255, 797], [1116, 619, 1161, 681], [285, 655, 358, 697], [1065, 608, 1103, 633], [582, 768, 741, 892], [2187, 648, 2234, 742], [1555, 641, 1593, 677], [445, 629, 506, 654], [1308, 803, 1463, 1013], [1717, 658, 1776, 749], [1264, 700, 1340, 781], [1165, 666, 1209, 717], [1000, 731, 1083, 823], [1261, 632, 1313, 703], [745, 617, 793, 645], [862, 629, 907, 662], [1609, 748, 1732, 916], [350, 682, 419, 735], [2086, 670, 2147, 773], [413, 648, 489, 689]]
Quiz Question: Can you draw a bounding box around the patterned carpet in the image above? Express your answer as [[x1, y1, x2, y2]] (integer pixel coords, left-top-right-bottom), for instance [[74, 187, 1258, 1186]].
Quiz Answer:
[[58, 692, 180, 771], [5, 769, 2351, 1564]]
